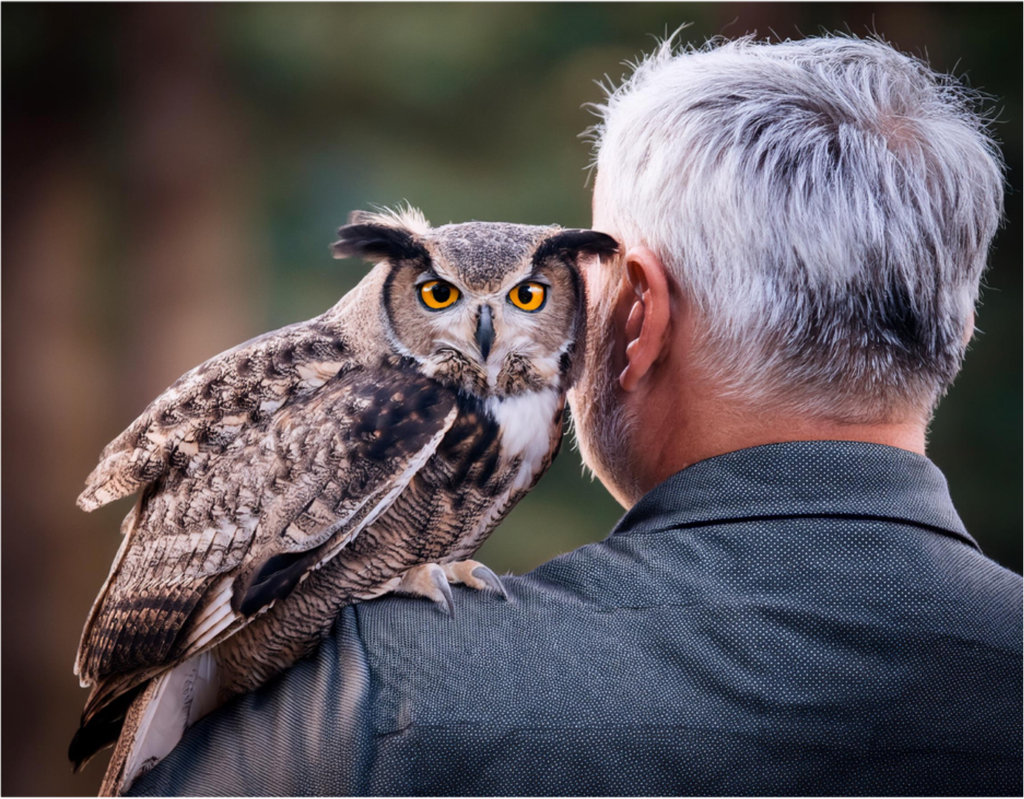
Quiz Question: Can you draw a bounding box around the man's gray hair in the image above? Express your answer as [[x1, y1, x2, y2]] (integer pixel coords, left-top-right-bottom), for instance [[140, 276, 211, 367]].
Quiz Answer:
[[590, 34, 1004, 422]]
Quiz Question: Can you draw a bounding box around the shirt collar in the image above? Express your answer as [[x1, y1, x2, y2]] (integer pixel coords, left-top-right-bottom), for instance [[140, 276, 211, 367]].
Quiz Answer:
[[612, 440, 979, 551]]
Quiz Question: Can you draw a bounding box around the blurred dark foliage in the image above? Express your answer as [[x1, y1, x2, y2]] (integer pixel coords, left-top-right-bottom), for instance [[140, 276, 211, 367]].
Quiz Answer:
[[2, 4, 1020, 795]]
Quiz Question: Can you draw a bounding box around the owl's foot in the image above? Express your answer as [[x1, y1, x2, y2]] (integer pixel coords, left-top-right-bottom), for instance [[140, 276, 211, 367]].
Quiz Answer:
[[442, 560, 508, 600], [397, 560, 507, 616], [397, 563, 455, 616]]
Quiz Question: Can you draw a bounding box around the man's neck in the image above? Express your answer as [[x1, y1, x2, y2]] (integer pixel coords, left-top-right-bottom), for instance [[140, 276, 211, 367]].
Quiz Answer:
[[630, 383, 928, 505]]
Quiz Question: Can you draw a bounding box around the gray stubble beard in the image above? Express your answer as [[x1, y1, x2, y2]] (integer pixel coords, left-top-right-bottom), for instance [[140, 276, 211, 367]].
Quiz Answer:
[[567, 289, 643, 507]]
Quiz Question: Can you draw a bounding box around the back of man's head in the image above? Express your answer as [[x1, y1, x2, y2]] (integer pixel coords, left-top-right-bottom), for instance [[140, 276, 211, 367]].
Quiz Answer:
[[591, 34, 1004, 424]]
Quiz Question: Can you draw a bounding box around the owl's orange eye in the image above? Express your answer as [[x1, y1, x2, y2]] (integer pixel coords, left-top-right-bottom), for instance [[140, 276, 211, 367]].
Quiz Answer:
[[419, 280, 461, 310], [508, 282, 546, 312]]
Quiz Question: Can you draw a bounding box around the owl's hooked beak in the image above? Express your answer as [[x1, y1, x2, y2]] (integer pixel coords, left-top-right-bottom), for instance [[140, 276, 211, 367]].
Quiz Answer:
[[475, 305, 495, 362]]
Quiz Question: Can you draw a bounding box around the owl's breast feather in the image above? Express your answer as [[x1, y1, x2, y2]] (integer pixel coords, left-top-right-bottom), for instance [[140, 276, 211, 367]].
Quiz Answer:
[[484, 388, 562, 491]]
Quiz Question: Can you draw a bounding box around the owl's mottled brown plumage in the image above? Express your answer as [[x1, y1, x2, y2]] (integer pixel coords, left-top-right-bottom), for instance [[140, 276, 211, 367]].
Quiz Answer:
[[70, 207, 617, 795]]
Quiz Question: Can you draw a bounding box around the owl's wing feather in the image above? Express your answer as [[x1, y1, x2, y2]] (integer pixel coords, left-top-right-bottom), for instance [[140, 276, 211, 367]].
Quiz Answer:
[[75, 367, 457, 695], [77, 319, 354, 512]]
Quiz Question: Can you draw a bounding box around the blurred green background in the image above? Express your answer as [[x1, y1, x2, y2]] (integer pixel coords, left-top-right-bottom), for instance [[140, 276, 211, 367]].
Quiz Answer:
[[2, 4, 1020, 795]]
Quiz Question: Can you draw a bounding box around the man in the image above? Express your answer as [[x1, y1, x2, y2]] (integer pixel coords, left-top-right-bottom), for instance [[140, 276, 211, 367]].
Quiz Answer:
[[131, 35, 1020, 796]]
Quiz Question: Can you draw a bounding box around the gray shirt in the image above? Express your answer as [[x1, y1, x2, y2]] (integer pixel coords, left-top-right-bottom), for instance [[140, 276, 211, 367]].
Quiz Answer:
[[131, 441, 1023, 796]]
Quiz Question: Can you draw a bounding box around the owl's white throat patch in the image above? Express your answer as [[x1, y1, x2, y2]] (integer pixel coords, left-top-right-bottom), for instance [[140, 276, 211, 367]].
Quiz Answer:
[[484, 388, 560, 491]]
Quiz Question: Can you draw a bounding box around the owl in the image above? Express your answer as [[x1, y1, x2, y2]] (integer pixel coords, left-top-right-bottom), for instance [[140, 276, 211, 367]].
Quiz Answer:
[[69, 206, 618, 795]]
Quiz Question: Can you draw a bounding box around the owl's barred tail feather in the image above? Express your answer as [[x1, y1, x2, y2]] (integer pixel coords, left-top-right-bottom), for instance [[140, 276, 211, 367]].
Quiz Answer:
[[98, 652, 221, 796]]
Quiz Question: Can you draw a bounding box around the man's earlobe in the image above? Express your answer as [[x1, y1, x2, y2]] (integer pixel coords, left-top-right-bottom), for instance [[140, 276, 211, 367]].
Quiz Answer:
[[618, 247, 672, 392]]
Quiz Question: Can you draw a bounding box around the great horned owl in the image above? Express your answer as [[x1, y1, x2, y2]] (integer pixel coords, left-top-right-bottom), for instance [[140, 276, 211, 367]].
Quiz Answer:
[[69, 207, 618, 795]]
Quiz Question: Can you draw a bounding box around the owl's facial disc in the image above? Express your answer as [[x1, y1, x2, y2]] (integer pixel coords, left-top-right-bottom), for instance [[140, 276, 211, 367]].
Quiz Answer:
[[369, 220, 616, 398], [384, 260, 576, 398]]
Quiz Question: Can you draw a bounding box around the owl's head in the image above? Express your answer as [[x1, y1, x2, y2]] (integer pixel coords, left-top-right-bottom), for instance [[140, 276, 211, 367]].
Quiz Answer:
[[333, 208, 618, 398]]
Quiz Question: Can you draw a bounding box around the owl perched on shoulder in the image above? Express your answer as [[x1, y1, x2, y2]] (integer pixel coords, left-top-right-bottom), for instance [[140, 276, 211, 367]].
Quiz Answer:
[[70, 206, 618, 795]]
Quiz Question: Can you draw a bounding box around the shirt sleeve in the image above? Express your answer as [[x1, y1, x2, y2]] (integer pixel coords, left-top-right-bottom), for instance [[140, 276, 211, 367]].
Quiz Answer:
[[127, 605, 375, 796]]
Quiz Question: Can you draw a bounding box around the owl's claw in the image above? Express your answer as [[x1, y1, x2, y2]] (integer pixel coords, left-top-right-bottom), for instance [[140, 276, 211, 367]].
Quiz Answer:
[[471, 565, 508, 600], [431, 567, 456, 617], [397, 559, 506, 617], [398, 563, 456, 616], [443, 560, 508, 600]]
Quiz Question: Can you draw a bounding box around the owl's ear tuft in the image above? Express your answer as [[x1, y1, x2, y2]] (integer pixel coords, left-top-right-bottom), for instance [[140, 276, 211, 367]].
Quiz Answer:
[[332, 221, 429, 264], [534, 229, 620, 264], [346, 210, 380, 226]]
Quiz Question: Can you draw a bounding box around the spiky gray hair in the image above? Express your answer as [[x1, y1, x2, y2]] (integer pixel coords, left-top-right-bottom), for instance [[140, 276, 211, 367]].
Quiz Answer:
[[590, 34, 1005, 422]]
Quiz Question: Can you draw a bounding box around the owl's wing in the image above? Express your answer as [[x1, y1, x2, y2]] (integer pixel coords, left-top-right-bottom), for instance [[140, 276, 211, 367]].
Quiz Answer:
[[77, 318, 354, 512], [75, 367, 458, 695]]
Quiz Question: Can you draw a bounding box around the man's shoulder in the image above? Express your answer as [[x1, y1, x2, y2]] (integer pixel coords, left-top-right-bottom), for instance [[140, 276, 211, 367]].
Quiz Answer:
[[350, 541, 630, 729], [350, 528, 700, 674], [348, 507, 1022, 738], [915, 539, 1022, 653]]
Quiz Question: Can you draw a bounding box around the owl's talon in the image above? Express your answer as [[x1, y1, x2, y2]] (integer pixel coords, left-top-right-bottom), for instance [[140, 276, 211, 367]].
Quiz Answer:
[[431, 567, 456, 617], [471, 565, 508, 599], [398, 563, 456, 616], [442, 560, 508, 599], [398, 559, 506, 615]]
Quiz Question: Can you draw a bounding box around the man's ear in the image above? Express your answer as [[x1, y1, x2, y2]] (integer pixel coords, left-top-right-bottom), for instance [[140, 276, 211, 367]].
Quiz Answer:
[[618, 247, 672, 393]]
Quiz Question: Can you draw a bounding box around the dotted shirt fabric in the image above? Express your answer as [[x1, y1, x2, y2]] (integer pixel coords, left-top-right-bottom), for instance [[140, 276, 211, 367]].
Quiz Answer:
[[130, 441, 1023, 796]]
